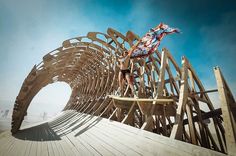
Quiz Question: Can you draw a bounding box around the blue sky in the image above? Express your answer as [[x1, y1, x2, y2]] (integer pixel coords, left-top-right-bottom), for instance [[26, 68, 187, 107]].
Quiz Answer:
[[0, 0, 236, 115]]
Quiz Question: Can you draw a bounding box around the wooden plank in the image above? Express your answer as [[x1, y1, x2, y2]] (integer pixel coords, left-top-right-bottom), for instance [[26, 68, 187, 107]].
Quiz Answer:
[[79, 131, 115, 155], [156, 48, 167, 96], [101, 116, 226, 156], [185, 103, 197, 144], [122, 102, 136, 125], [50, 140, 63, 156], [51, 137, 66, 156], [3, 136, 18, 156], [1, 111, 228, 156], [100, 99, 114, 117], [161, 107, 167, 136], [28, 124, 42, 156], [84, 127, 126, 155], [72, 131, 102, 155], [66, 130, 92, 155], [65, 113, 128, 155], [141, 115, 154, 131], [188, 69, 196, 92], [16, 139, 31, 156], [48, 112, 73, 128], [51, 113, 81, 134], [113, 100, 134, 109], [62, 135, 84, 156], [40, 142, 49, 156], [86, 122, 141, 155], [28, 141, 38, 156], [214, 67, 236, 155], [93, 98, 112, 116], [150, 60, 157, 97], [149, 49, 167, 129], [170, 57, 188, 140], [0, 132, 13, 152], [190, 89, 218, 95], [109, 95, 174, 103], [24, 140, 33, 156], [64, 115, 104, 155], [7, 132, 32, 156], [36, 124, 43, 156], [96, 118, 189, 156], [46, 141, 56, 156], [50, 112, 78, 129], [57, 140, 71, 156], [54, 113, 92, 135], [93, 122, 150, 155]]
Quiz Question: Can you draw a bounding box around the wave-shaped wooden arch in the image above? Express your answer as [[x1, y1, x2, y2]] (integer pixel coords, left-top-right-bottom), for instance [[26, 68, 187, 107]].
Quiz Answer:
[[11, 28, 236, 154]]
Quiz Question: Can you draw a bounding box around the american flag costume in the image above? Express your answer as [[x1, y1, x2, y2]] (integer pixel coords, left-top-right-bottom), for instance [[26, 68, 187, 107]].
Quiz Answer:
[[129, 23, 180, 58]]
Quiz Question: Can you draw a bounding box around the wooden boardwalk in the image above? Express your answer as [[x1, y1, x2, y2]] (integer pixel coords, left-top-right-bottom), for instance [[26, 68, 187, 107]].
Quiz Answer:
[[0, 110, 226, 156]]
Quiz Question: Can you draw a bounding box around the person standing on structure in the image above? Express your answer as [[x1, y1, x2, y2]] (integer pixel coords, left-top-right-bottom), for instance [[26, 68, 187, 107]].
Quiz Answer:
[[118, 51, 137, 98]]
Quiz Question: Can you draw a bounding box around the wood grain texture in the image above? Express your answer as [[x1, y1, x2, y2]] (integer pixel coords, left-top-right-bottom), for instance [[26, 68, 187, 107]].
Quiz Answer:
[[0, 111, 227, 156]]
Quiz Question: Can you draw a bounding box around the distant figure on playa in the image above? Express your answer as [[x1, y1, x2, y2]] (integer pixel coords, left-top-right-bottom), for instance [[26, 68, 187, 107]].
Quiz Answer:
[[118, 51, 137, 98], [0, 109, 3, 117], [2, 109, 9, 118], [42, 112, 47, 120]]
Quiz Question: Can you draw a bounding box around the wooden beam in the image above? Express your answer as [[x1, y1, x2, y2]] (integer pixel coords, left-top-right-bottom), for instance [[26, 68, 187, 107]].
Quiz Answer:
[[150, 48, 167, 116], [122, 102, 136, 125], [156, 49, 167, 97], [183, 108, 221, 125], [170, 57, 189, 140], [190, 89, 218, 95], [214, 66, 236, 155], [108, 95, 174, 103], [186, 102, 197, 144], [141, 115, 154, 131]]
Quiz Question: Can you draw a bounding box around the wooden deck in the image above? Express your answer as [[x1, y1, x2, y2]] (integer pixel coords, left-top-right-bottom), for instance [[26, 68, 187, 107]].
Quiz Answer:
[[0, 110, 226, 156]]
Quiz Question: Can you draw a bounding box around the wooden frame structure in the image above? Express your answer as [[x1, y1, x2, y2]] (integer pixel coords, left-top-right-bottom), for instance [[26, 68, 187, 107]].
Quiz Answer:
[[11, 28, 236, 155]]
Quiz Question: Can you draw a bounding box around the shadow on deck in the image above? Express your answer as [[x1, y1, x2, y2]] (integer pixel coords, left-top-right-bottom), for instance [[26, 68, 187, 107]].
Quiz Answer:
[[12, 112, 102, 141], [13, 122, 61, 141]]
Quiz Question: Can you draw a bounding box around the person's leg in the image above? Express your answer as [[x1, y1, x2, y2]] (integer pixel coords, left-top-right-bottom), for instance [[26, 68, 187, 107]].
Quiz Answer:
[[125, 73, 137, 98], [118, 71, 124, 96]]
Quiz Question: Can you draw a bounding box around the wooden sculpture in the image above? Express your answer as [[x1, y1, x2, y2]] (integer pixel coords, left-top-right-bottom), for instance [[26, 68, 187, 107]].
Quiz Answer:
[[11, 27, 236, 155]]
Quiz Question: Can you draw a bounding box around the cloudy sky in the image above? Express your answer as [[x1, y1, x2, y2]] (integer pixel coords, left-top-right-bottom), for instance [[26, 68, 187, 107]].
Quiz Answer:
[[0, 0, 235, 116]]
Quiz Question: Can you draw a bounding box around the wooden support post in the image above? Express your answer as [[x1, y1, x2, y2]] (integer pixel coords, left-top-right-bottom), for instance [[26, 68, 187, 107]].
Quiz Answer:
[[185, 102, 197, 144], [170, 56, 188, 140], [214, 66, 236, 155], [188, 69, 196, 92], [205, 124, 220, 152], [138, 59, 146, 96], [109, 108, 118, 120], [116, 108, 123, 122], [93, 98, 111, 116], [122, 102, 136, 125], [147, 49, 167, 132], [162, 105, 167, 136], [192, 98, 210, 148], [141, 114, 154, 131], [156, 48, 167, 97], [151, 63, 157, 97], [100, 99, 114, 117], [155, 115, 161, 134]]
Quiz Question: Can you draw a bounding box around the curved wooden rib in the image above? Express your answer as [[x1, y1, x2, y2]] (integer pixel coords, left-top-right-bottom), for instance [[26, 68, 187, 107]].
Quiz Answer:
[[11, 27, 236, 154]]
